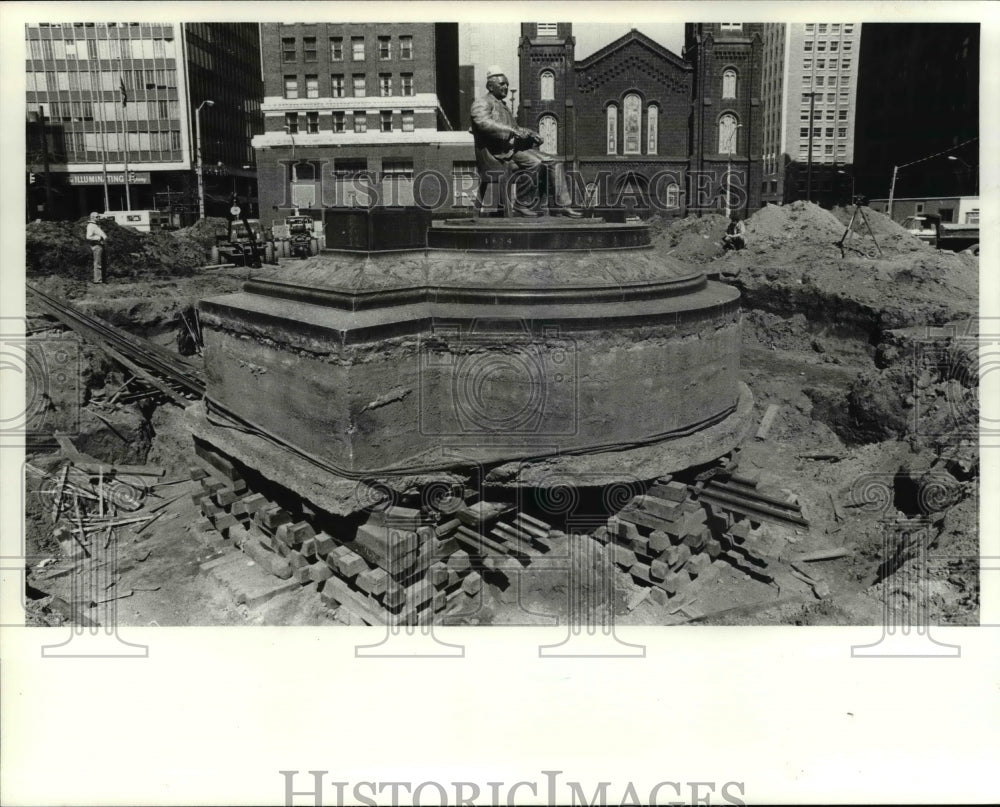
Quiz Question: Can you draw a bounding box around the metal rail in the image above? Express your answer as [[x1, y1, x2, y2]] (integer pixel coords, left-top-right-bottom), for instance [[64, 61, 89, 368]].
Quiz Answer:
[[26, 283, 205, 402]]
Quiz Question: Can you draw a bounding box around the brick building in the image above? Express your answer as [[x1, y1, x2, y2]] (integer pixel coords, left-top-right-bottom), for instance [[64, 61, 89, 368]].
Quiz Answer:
[[683, 23, 764, 216], [517, 24, 691, 215], [253, 22, 475, 228], [24, 21, 262, 222]]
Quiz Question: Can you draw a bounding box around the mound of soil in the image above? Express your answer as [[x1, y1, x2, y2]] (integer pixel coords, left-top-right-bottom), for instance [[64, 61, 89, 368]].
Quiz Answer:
[[26, 218, 212, 282], [648, 212, 728, 264]]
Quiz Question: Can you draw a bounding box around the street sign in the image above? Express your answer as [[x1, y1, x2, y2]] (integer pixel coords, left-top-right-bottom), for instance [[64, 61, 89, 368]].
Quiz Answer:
[[230, 205, 241, 217]]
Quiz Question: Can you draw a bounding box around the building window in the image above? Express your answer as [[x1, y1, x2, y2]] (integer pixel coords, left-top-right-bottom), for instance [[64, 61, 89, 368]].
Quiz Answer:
[[722, 68, 737, 98], [623, 93, 641, 154], [815, 76, 824, 86], [303, 37, 317, 62], [805, 24, 815, 33], [305, 75, 319, 98], [282, 37, 296, 62], [380, 110, 393, 132], [818, 24, 827, 33], [647, 105, 658, 154], [800, 109, 811, 121], [306, 111, 319, 134], [965, 209, 979, 224], [330, 37, 343, 60], [383, 158, 413, 178], [284, 75, 298, 99], [540, 70, 555, 101], [803, 59, 812, 70], [334, 157, 368, 177], [720, 23, 743, 31], [828, 58, 837, 70], [803, 76, 812, 88], [285, 112, 299, 134], [379, 73, 392, 96], [824, 144, 833, 155], [800, 127, 809, 138], [804, 41, 813, 52], [606, 105, 618, 155], [332, 74, 345, 97], [836, 144, 847, 157], [353, 75, 366, 96], [352, 37, 365, 60], [536, 23, 558, 36], [353, 111, 366, 133], [665, 182, 679, 209], [401, 73, 414, 95], [538, 114, 557, 154], [399, 35, 413, 59], [817, 41, 827, 52], [830, 41, 839, 52], [378, 36, 391, 59], [825, 110, 835, 121], [718, 113, 739, 154], [402, 110, 414, 131], [843, 41, 853, 51], [842, 58, 852, 69], [825, 127, 834, 137], [816, 58, 825, 69], [332, 111, 345, 132], [452, 161, 478, 206], [838, 109, 848, 120]]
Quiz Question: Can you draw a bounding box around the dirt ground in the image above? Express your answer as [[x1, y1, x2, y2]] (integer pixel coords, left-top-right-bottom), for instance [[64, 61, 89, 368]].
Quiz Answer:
[[22, 202, 980, 628]]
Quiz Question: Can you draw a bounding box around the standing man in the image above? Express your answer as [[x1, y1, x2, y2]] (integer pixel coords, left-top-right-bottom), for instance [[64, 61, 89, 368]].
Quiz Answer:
[[86, 212, 108, 283], [470, 66, 581, 217]]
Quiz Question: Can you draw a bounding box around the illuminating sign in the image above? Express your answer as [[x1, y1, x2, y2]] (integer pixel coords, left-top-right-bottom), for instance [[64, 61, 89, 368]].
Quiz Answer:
[[68, 172, 151, 185]]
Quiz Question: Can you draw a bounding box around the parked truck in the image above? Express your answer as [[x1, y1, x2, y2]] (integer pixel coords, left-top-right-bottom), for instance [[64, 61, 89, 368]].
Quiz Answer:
[[271, 213, 323, 259]]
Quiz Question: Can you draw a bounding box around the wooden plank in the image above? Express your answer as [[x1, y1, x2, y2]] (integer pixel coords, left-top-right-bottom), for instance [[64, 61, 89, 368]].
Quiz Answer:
[[756, 404, 781, 440], [321, 575, 385, 625]]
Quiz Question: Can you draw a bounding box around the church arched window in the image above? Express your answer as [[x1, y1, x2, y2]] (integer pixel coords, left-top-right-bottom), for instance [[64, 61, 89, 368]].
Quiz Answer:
[[538, 115, 557, 154], [540, 70, 555, 101], [647, 104, 659, 154], [606, 104, 618, 155], [718, 113, 739, 154], [623, 93, 641, 154], [722, 68, 737, 98]]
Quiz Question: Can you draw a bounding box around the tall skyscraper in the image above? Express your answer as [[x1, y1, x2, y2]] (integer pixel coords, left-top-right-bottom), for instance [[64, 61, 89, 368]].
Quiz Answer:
[[758, 22, 862, 207]]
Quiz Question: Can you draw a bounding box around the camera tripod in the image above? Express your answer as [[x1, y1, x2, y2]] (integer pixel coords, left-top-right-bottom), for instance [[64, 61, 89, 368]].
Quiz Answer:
[[837, 201, 882, 258]]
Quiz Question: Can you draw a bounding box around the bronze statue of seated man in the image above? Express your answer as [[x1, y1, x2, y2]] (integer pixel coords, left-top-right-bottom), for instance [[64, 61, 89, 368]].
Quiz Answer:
[[469, 66, 582, 218]]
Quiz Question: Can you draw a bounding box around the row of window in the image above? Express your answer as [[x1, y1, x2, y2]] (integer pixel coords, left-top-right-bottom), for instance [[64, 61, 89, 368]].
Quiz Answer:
[[56, 129, 182, 155], [27, 68, 177, 92], [284, 109, 416, 134], [27, 37, 175, 61], [606, 95, 660, 155], [803, 58, 852, 71], [800, 127, 850, 138], [798, 143, 848, 156], [284, 73, 415, 99], [801, 92, 851, 104], [804, 23, 855, 34], [802, 74, 850, 87], [30, 99, 180, 121], [282, 35, 414, 63], [801, 108, 850, 121], [804, 39, 852, 53]]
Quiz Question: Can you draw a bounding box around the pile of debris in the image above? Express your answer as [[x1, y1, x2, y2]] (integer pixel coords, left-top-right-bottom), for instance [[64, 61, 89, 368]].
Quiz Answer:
[[26, 218, 211, 281]]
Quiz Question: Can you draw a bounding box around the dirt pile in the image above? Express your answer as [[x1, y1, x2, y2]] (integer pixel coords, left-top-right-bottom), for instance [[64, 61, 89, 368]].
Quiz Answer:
[[26, 218, 211, 282], [830, 205, 932, 255], [173, 217, 229, 250], [648, 213, 728, 264]]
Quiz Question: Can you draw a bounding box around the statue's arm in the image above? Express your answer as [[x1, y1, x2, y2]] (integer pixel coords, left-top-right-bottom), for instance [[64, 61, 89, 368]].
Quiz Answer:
[[470, 98, 516, 141]]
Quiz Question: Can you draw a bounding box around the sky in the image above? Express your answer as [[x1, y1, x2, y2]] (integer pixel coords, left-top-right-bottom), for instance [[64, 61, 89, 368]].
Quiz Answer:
[[459, 22, 685, 98]]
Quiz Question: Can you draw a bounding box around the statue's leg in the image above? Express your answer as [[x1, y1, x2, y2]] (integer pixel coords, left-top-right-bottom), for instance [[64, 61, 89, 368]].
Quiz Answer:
[[509, 151, 544, 211]]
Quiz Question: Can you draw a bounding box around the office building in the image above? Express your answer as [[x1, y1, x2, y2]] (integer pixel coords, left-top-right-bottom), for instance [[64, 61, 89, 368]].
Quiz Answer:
[[24, 21, 263, 222], [758, 22, 862, 207]]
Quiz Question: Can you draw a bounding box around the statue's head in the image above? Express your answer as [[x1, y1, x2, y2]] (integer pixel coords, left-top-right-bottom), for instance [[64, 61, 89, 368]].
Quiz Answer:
[[486, 66, 509, 99]]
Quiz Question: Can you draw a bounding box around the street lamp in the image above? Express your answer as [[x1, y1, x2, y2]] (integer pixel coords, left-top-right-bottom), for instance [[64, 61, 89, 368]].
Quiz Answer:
[[195, 99, 214, 219], [837, 169, 855, 202], [947, 155, 977, 195], [724, 123, 743, 218], [283, 124, 298, 182]]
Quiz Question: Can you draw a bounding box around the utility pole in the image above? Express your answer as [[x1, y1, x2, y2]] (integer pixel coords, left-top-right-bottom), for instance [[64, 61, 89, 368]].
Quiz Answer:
[[887, 164, 899, 220], [37, 107, 53, 217]]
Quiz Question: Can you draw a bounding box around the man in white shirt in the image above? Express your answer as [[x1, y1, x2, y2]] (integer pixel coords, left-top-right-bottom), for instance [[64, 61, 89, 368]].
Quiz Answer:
[[85, 212, 107, 283]]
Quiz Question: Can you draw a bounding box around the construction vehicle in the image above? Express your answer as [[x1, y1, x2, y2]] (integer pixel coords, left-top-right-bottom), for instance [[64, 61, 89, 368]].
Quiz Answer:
[[902, 213, 979, 252], [271, 213, 322, 259], [210, 213, 276, 267]]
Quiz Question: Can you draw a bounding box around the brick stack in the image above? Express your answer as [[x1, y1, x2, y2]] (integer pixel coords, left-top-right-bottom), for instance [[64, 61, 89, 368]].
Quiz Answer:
[[598, 479, 723, 605]]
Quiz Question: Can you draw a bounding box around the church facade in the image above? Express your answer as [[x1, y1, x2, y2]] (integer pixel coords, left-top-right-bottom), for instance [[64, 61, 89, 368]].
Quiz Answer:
[[517, 22, 763, 217]]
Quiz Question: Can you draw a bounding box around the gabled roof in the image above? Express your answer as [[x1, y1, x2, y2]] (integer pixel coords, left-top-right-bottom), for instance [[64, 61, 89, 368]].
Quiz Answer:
[[576, 28, 691, 72]]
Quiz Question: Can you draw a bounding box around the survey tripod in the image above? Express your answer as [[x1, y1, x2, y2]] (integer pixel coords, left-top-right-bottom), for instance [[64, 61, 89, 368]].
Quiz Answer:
[[837, 195, 883, 257]]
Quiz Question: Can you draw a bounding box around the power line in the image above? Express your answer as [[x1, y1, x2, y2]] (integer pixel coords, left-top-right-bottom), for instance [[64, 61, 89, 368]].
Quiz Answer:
[[897, 136, 978, 170]]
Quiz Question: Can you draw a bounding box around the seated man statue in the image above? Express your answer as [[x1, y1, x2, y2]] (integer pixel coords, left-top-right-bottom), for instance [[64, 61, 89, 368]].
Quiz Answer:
[[470, 66, 581, 218]]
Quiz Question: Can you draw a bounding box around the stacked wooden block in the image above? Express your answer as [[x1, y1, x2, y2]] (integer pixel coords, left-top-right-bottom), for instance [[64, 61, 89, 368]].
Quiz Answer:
[[599, 479, 723, 603], [317, 506, 484, 625], [450, 501, 557, 570]]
